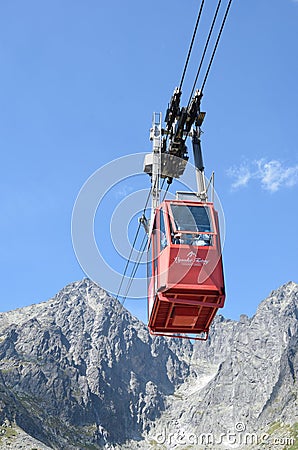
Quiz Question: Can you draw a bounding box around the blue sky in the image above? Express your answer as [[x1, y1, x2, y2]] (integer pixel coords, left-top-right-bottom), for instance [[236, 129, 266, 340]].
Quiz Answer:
[[1, 0, 298, 324]]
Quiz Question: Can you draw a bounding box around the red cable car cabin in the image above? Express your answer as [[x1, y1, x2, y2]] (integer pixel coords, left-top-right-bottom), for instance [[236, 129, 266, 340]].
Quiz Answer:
[[147, 199, 225, 339]]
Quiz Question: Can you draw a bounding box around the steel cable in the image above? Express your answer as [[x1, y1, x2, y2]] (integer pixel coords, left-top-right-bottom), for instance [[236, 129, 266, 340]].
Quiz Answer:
[[115, 187, 151, 302], [121, 232, 148, 305], [161, 182, 171, 203], [201, 0, 233, 93], [188, 0, 222, 105], [179, 0, 205, 91]]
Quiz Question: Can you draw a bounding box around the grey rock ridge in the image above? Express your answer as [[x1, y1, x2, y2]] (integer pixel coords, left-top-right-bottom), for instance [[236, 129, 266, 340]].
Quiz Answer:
[[0, 279, 297, 449]]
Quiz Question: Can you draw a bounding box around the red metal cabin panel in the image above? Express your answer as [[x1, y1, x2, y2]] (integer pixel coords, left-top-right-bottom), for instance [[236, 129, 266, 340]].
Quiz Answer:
[[147, 200, 225, 339]]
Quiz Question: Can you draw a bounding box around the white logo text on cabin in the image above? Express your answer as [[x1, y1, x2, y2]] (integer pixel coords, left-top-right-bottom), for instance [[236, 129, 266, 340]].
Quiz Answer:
[[174, 251, 209, 266]]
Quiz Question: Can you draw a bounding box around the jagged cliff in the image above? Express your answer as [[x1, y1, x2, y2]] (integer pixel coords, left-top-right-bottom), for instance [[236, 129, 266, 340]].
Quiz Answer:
[[147, 282, 298, 449], [0, 280, 191, 449], [0, 279, 297, 449]]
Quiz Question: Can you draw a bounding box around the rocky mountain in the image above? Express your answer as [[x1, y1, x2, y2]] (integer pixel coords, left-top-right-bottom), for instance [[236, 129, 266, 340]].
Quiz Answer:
[[0, 279, 297, 449], [147, 282, 298, 449]]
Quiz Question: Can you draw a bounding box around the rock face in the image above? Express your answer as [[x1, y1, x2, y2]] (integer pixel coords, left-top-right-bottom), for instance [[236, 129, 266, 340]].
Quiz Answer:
[[0, 279, 297, 449], [0, 279, 191, 449], [147, 282, 298, 448]]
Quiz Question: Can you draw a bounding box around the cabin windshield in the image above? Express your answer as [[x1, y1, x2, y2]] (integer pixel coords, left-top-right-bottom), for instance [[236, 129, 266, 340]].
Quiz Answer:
[[170, 204, 212, 233]]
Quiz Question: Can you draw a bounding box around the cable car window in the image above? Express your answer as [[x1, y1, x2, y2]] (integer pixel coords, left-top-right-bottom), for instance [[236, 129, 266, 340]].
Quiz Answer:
[[170, 205, 212, 232], [160, 209, 168, 250]]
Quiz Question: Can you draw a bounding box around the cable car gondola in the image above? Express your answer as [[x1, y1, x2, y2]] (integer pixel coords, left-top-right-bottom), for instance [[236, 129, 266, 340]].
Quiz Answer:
[[140, 95, 226, 339], [147, 195, 225, 340]]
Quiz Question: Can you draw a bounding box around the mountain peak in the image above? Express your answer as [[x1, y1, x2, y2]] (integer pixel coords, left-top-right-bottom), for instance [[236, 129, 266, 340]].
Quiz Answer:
[[256, 281, 298, 319], [0, 280, 297, 449]]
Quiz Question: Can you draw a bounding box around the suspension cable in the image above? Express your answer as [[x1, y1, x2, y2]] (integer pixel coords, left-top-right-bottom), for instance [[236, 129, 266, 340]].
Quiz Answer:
[[121, 177, 171, 304], [121, 232, 148, 305], [118, 176, 168, 304], [179, 0, 205, 91], [161, 181, 171, 203], [201, 0, 233, 93], [188, 0, 222, 105], [115, 187, 151, 301], [115, 220, 142, 301]]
